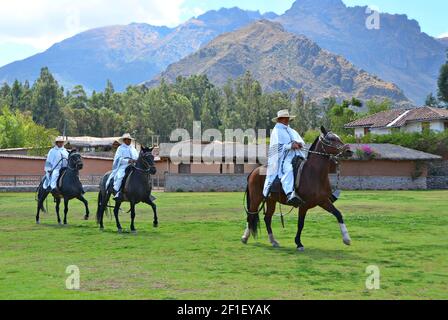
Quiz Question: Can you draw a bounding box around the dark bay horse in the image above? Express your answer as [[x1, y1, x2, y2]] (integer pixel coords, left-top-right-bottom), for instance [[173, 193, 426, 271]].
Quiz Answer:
[[96, 147, 158, 233], [242, 127, 354, 251], [36, 150, 90, 225]]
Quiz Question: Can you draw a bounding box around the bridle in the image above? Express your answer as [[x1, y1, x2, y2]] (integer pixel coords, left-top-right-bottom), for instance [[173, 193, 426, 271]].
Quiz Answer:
[[305, 132, 349, 160], [132, 151, 156, 174], [67, 152, 83, 171]]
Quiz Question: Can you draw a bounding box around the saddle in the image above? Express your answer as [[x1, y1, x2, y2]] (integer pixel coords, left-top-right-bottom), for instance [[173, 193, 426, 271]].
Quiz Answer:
[[108, 166, 156, 202], [269, 156, 306, 195], [56, 168, 68, 190]]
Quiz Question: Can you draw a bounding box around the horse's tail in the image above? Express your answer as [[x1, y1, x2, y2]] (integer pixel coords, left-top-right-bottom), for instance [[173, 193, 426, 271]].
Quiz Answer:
[[244, 172, 260, 239], [96, 175, 107, 224], [36, 181, 47, 213]]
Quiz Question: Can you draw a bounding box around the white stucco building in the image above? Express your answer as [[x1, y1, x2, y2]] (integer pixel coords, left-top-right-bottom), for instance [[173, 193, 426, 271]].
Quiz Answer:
[[346, 106, 448, 137]]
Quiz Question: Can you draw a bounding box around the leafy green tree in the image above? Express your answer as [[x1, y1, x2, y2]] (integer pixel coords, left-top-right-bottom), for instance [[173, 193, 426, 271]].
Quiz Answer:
[[425, 93, 439, 107], [365, 99, 391, 115], [0, 105, 57, 153], [31, 67, 64, 130], [438, 51, 448, 105], [67, 85, 88, 109], [328, 98, 362, 135]]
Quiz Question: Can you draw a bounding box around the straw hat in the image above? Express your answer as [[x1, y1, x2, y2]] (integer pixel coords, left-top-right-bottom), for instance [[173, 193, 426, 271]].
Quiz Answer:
[[272, 109, 297, 123], [54, 136, 66, 144], [118, 133, 135, 144]]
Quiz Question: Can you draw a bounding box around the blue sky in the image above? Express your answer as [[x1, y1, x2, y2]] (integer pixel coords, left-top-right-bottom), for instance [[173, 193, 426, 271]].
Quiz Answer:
[[0, 0, 447, 68]]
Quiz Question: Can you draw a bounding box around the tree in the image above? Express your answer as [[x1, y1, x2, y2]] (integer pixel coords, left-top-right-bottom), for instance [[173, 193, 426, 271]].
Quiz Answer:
[[328, 98, 362, 135], [365, 99, 391, 115], [0, 105, 57, 153], [438, 51, 448, 105], [425, 93, 439, 107], [31, 67, 64, 130], [67, 85, 88, 109]]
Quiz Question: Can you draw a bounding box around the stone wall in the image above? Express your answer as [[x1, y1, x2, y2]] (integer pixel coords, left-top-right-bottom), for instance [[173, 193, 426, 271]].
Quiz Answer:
[[166, 174, 429, 192], [427, 160, 448, 189], [329, 175, 427, 190], [165, 174, 248, 192]]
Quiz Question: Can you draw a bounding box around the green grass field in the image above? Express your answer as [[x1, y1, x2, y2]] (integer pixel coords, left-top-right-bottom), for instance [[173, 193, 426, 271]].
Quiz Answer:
[[0, 191, 447, 300]]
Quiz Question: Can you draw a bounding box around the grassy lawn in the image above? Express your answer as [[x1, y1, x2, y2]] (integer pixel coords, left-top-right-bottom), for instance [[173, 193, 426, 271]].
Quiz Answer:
[[0, 191, 447, 300]]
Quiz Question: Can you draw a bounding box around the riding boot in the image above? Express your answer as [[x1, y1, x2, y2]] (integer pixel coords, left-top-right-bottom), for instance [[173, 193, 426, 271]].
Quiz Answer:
[[287, 192, 305, 208], [114, 191, 124, 201]]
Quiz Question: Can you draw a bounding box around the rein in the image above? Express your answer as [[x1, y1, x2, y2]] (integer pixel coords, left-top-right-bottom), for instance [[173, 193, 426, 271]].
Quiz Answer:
[[131, 152, 155, 174]]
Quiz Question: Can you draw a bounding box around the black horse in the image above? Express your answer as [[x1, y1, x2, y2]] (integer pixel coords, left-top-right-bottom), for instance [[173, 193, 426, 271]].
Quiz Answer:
[[96, 147, 158, 233], [36, 150, 90, 225]]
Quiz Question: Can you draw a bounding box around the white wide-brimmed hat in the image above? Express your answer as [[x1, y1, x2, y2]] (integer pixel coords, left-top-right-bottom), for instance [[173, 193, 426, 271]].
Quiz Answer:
[[272, 109, 297, 123], [118, 133, 135, 144], [54, 136, 66, 144]]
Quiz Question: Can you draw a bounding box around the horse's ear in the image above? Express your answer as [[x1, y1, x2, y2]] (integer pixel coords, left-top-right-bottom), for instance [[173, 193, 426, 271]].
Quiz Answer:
[[321, 126, 328, 135]]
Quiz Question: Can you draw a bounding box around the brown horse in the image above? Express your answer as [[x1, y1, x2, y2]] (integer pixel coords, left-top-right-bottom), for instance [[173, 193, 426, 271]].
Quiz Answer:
[[242, 126, 354, 251]]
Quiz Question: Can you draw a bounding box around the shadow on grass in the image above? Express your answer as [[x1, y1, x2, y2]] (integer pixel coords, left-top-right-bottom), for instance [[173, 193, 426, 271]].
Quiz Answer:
[[252, 242, 360, 261]]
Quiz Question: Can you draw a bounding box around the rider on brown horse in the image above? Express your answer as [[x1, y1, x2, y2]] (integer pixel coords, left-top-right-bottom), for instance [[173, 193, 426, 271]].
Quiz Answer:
[[243, 112, 354, 251]]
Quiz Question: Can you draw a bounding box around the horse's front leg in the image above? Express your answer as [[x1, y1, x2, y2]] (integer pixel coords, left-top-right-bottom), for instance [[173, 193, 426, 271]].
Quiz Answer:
[[295, 207, 308, 251], [145, 198, 158, 228], [130, 202, 137, 233], [114, 201, 123, 233], [55, 197, 62, 225], [63, 198, 69, 225], [320, 201, 352, 246], [77, 195, 90, 220]]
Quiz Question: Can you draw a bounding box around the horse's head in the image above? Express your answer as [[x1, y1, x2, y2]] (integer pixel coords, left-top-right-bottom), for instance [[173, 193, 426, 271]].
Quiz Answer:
[[140, 147, 157, 175], [319, 126, 353, 158], [68, 150, 84, 170]]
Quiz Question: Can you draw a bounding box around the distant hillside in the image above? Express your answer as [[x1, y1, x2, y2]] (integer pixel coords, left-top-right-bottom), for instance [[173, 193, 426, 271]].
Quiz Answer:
[[275, 0, 446, 104], [0, 0, 444, 104], [0, 8, 272, 91], [147, 20, 410, 106], [438, 37, 448, 48]]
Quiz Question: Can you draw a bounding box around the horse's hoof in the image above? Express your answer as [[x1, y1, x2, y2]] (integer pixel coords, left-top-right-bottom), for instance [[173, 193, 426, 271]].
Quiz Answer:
[[272, 241, 281, 248], [84, 216, 89, 221], [131, 230, 137, 235], [297, 247, 305, 252], [153, 223, 159, 228], [117, 229, 123, 234], [36, 221, 40, 225], [241, 237, 248, 245], [343, 238, 352, 246]]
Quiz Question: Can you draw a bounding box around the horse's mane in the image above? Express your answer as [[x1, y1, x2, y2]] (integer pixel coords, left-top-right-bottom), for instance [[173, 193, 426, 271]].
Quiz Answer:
[[307, 136, 319, 159]]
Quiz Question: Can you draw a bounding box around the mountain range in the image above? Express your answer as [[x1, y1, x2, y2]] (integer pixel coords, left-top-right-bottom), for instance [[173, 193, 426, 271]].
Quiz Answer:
[[0, 0, 446, 105], [438, 37, 448, 48], [147, 20, 409, 106]]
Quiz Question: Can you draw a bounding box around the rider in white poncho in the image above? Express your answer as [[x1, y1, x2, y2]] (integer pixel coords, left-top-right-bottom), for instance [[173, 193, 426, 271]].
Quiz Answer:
[[106, 133, 139, 200], [263, 110, 305, 206], [43, 136, 69, 192]]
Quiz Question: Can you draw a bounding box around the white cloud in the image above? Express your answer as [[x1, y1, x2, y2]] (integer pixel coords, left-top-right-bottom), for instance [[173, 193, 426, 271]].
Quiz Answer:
[[0, 0, 185, 50], [438, 32, 448, 39]]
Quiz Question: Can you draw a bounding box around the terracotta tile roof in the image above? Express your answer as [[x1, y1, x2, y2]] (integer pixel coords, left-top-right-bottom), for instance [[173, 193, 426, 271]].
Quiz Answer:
[[392, 107, 448, 127], [345, 109, 406, 128], [345, 106, 448, 129]]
